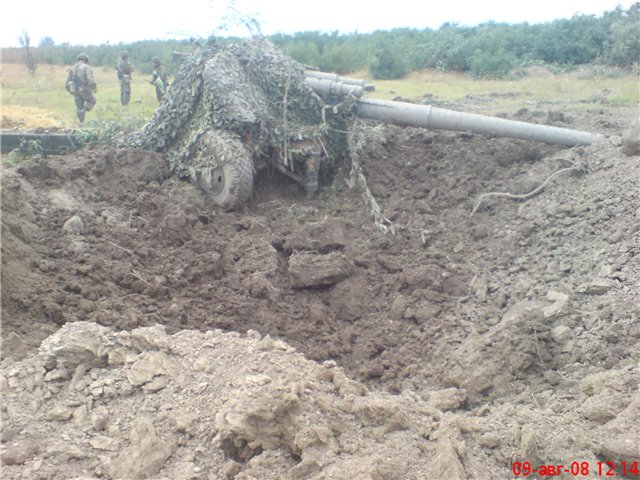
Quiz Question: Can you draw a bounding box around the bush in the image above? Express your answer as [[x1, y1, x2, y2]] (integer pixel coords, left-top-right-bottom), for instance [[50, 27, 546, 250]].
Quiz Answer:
[[533, 15, 607, 65], [469, 49, 517, 78], [319, 42, 368, 74], [284, 41, 322, 68], [601, 4, 640, 67], [369, 46, 408, 79], [418, 25, 472, 72]]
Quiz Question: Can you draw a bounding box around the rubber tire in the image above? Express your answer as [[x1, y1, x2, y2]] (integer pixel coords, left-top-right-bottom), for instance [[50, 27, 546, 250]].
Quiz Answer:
[[194, 132, 254, 211]]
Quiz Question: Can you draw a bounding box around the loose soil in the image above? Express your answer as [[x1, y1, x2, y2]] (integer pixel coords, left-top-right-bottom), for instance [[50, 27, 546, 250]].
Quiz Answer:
[[1, 97, 639, 479]]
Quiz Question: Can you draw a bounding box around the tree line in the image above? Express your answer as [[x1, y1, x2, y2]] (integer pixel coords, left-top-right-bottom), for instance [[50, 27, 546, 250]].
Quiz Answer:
[[272, 3, 639, 79], [2, 38, 194, 76], [4, 3, 638, 79]]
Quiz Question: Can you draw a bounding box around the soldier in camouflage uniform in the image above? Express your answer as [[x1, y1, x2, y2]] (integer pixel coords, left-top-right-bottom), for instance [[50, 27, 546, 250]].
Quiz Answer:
[[150, 57, 168, 103], [65, 53, 97, 125], [116, 51, 132, 106]]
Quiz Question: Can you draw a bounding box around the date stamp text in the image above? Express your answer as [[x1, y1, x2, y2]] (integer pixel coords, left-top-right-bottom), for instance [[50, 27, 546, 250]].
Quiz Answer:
[[512, 460, 639, 477]]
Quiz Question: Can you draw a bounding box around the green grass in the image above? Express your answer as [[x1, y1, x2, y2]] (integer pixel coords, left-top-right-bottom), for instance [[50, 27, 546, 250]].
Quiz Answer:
[[2, 64, 159, 128], [361, 68, 640, 114]]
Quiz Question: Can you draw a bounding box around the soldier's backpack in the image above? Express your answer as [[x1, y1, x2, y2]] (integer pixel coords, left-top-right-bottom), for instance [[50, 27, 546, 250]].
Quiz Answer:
[[65, 68, 77, 94], [65, 65, 85, 94]]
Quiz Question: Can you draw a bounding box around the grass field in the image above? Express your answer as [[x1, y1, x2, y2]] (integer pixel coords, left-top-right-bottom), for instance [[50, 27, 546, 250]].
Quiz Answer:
[[2, 63, 160, 129], [363, 67, 640, 114], [2, 62, 638, 130]]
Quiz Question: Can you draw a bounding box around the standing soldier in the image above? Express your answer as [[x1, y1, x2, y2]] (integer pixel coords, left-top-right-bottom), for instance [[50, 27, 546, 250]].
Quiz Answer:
[[150, 56, 168, 103], [116, 51, 132, 106], [65, 53, 97, 126]]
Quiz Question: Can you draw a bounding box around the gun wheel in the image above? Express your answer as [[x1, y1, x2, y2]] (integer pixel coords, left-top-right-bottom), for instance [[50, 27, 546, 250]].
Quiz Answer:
[[193, 131, 254, 211]]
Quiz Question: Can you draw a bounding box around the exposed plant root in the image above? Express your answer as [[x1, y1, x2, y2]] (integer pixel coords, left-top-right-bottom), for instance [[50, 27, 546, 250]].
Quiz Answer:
[[470, 165, 584, 217]]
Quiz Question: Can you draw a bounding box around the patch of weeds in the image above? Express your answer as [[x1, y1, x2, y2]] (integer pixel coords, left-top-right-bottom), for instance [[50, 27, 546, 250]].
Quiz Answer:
[[4, 150, 30, 164], [83, 115, 148, 145], [21, 139, 43, 156], [607, 97, 634, 107], [2, 139, 43, 164]]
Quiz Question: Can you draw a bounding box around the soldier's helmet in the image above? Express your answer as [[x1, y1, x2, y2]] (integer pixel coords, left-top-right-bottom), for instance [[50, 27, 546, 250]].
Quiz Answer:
[[77, 53, 89, 62], [152, 56, 161, 66], [121, 51, 129, 58]]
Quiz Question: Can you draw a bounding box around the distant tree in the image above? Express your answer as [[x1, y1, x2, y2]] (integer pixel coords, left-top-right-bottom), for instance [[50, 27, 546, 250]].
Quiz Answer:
[[466, 22, 519, 78], [370, 45, 408, 79], [533, 15, 607, 64], [319, 42, 368, 73], [601, 4, 640, 67], [469, 49, 517, 78], [37, 36, 60, 64], [17, 30, 37, 75], [421, 24, 472, 72], [39, 36, 55, 47], [283, 40, 322, 68]]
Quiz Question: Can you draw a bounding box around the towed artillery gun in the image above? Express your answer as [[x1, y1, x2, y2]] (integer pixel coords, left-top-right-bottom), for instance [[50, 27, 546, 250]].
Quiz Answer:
[[3, 38, 605, 210], [120, 38, 603, 210]]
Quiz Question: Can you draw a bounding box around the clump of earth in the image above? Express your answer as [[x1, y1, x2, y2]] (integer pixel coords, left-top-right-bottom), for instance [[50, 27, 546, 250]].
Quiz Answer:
[[1, 88, 639, 478]]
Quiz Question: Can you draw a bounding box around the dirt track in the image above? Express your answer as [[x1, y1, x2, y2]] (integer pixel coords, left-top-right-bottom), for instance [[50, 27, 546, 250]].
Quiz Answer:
[[1, 99, 639, 478]]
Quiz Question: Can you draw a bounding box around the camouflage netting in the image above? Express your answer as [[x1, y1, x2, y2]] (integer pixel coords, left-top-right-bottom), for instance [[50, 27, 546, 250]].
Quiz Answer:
[[118, 44, 211, 152], [116, 36, 395, 225], [347, 120, 397, 233], [118, 38, 355, 180]]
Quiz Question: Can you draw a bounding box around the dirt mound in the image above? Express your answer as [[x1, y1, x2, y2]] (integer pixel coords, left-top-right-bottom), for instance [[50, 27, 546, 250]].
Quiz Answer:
[[1, 321, 458, 479], [2, 101, 639, 478]]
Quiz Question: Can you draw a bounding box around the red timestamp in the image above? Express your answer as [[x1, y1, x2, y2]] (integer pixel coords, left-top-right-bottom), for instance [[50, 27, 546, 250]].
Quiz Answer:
[[512, 460, 639, 477]]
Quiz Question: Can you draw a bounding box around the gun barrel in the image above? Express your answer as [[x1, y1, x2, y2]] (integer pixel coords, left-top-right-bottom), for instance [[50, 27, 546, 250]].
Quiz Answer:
[[356, 98, 606, 147], [304, 70, 367, 88], [305, 76, 366, 99]]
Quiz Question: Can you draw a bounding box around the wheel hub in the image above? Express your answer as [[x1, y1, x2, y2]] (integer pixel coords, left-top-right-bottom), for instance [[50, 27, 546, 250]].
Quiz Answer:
[[201, 166, 225, 195]]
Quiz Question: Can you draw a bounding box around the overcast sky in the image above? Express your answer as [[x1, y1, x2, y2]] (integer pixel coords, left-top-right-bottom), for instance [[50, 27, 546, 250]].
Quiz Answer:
[[1, 0, 635, 48]]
